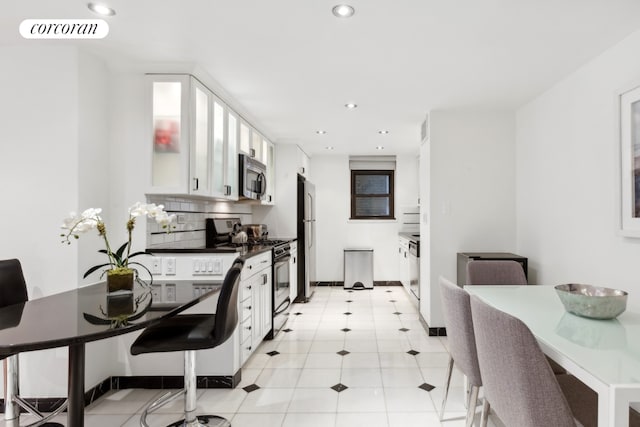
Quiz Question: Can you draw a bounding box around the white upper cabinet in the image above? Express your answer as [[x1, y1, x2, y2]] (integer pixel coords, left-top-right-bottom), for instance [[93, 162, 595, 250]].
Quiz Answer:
[[239, 121, 266, 164], [149, 75, 191, 194], [262, 139, 275, 205], [222, 111, 239, 200], [190, 78, 212, 196], [297, 146, 310, 178]]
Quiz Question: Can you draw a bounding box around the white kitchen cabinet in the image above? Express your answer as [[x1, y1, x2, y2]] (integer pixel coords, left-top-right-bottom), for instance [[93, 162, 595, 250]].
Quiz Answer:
[[239, 251, 272, 364], [239, 120, 266, 164], [289, 241, 298, 302], [148, 74, 238, 199], [297, 146, 310, 177], [210, 107, 238, 201], [148, 74, 191, 194], [262, 139, 275, 205], [398, 236, 410, 292]]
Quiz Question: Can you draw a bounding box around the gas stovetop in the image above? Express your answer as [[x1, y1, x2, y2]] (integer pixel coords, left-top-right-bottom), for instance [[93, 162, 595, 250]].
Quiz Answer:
[[216, 238, 293, 249]]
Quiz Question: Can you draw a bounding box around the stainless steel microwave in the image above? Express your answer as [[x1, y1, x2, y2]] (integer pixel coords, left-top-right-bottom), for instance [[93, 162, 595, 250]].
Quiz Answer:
[[239, 153, 266, 200]]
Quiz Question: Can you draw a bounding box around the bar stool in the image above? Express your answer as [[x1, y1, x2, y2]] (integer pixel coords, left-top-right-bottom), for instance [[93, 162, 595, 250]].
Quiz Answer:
[[131, 259, 244, 427], [0, 258, 68, 426]]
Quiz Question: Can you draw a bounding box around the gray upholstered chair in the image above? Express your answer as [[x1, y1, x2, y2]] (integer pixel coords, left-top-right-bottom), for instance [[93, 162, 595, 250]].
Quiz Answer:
[[466, 260, 527, 285], [438, 276, 482, 427], [470, 295, 586, 427]]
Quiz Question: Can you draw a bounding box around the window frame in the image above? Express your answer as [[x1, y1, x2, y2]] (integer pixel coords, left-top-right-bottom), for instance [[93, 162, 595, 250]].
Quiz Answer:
[[350, 169, 395, 220]]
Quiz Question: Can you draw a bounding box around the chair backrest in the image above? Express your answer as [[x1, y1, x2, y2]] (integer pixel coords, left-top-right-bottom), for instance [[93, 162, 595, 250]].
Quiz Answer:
[[466, 260, 527, 285], [212, 259, 244, 345], [470, 295, 576, 427], [0, 259, 29, 308], [438, 276, 482, 387]]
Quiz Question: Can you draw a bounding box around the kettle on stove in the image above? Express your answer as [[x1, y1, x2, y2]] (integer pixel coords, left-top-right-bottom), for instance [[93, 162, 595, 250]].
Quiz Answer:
[[231, 222, 248, 244]]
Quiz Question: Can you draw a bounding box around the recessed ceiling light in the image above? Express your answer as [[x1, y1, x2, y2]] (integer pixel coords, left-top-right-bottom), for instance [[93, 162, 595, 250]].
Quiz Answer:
[[332, 5, 355, 18], [345, 103, 358, 109], [378, 130, 389, 134], [325, 146, 335, 150], [376, 146, 385, 150], [87, 2, 116, 16], [316, 130, 327, 135]]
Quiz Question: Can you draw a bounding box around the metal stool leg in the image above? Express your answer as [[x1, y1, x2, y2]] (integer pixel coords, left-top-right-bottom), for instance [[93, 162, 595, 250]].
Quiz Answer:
[[439, 356, 454, 420], [5, 355, 20, 421]]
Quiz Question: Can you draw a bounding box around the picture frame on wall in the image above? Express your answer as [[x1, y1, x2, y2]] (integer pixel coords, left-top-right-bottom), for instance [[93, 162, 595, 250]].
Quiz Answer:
[[619, 84, 640, 237]]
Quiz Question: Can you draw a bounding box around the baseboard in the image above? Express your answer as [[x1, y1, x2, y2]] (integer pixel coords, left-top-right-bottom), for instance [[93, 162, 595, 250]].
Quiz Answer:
[[315, 281, 403, 287], [419, 312, 447, 337], [0, 371, 241, 413]]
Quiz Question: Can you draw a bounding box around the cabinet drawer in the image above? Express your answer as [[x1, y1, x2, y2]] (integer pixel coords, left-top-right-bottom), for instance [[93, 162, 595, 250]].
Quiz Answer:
[[240, 281, 253, 301], [241, 252, 272, 280], [240, 337, 253, 364], [240, 319, 252, 343]]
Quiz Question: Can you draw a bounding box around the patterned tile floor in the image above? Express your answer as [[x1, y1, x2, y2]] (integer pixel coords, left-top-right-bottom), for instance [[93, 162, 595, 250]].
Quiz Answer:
[[3, 285, 502, 426]]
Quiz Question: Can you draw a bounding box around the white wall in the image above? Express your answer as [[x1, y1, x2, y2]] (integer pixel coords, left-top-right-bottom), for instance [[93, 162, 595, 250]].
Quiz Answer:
[[516, 29, 640, 307], [0, 46, 115, 396], [423, 110, 516, 327], [310, 154, 418, 282]]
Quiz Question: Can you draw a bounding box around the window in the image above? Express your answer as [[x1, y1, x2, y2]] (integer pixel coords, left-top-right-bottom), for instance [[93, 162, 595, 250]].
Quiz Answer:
[[350, 170, 395, 219]]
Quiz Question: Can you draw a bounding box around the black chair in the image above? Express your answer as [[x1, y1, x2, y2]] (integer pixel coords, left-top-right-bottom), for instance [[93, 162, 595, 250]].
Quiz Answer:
[[131, 259, 244, 427], [0, 259, 68, 425]]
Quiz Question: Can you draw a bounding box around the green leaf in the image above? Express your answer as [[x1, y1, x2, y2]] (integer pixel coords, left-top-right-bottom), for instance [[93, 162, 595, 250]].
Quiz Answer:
[[83, 312, 112, 325], [83, 263, 111, 278], [128, 251, 151, 259], [115, 242, 129, 259]]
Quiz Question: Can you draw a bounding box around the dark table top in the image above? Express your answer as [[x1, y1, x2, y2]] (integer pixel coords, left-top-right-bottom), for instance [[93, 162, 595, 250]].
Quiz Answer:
[[0, 280, 221, 356]]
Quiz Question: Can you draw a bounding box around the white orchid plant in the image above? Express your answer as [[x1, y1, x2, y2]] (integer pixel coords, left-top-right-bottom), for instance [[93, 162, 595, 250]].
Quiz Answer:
[[61, 202, 175, 279]]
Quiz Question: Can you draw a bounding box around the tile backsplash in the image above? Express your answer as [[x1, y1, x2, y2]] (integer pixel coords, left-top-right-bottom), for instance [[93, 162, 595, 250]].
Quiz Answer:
[[146, 196, 253, 249]]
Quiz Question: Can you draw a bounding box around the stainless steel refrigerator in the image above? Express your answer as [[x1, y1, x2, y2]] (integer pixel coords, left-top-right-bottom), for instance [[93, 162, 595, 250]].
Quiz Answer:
[[296, 174, 316, 302]]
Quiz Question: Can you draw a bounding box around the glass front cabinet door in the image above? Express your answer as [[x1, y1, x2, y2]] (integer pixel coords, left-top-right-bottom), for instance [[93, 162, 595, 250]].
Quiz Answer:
[[149, 74, 239, 200]]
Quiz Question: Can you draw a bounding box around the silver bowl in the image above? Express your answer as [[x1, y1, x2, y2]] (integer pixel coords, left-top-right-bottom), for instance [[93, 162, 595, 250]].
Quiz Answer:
[[555, 284, 628, 320]]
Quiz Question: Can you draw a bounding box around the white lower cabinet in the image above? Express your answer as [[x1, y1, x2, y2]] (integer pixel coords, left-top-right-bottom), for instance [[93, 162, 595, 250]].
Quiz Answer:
[[239, 251, 272, 365], [398, 236, 410, 292]]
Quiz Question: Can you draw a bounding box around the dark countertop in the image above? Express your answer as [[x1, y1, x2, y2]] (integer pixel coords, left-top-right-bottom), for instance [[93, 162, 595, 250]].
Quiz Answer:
[[399, 232, 420, 242]]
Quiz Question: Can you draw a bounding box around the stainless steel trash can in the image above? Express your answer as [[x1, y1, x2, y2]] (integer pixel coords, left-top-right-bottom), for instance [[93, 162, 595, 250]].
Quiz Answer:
[[344, 248, 374, 289]]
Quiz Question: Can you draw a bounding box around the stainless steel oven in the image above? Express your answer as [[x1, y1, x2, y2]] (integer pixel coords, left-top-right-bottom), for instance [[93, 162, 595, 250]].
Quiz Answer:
[[267, 242, 292, 339], [239, 153, 266, 201]]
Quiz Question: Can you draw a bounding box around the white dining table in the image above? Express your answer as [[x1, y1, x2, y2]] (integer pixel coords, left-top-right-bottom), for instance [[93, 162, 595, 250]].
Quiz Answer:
[[465, 285, 640, 427]]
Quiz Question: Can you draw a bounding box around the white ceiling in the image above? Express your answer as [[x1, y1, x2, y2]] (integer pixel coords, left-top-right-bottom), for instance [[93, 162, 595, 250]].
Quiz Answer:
[[3, 0, 640, 155]]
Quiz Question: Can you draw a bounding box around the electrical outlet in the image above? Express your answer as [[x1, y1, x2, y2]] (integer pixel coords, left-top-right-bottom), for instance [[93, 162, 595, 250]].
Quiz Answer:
[[151, 284, 162, 301], [165, 284, 176, 302], [165, 257, 176, 275], [151, 257, 162, 275]]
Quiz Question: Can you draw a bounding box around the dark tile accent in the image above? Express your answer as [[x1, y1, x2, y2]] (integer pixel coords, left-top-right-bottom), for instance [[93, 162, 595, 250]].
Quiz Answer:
[[399, 328, 410, 332], [336, 350, 350, 356], [294, 312, 303, 316], [317, 281, 345, 287], [389, 300, 397, 303], [407, 350, 420, 356], [386, 290, 393, 293], [283, 328, 293, 333], [347, 290, 353, 293], [243, 384, 260, 393], [267, 351, 280, 356], [343, 312, 352, 315], [419, 383, 436, 392], [331, 383, 348, 392], [393, 311, 402, 315], [345, 300, 353, 303], [374, 281, 402, 286], [341, 328, 351, 332], [427, 327, 447, 337]]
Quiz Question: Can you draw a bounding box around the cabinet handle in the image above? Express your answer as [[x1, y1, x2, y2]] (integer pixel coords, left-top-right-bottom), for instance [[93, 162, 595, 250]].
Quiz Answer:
[[399, 247, 401, 254], [245, 326, 251, 330], [246, 285, 252, 290], [246, 305, 252, 310], [225, 185, 231, 196], [300, 167, 305, 174], [250, 148, 255, 158], [246, 346, 252, 351], [248, 265, 252, 270], [262, 274, 268, 285], [268, 195, 272, 202], [193, 178, 199, 191], [404, 252, 407, 258]]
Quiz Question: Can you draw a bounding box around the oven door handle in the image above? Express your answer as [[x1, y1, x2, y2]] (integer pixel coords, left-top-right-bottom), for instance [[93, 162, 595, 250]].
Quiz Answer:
[[275, 255, 291, 264], [274, 297, 291, 316]]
